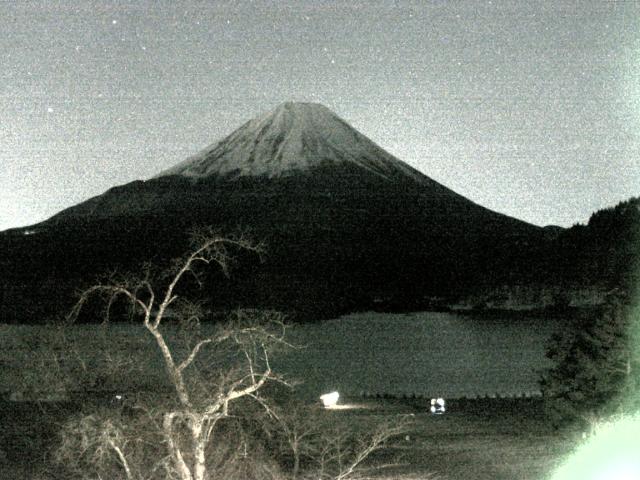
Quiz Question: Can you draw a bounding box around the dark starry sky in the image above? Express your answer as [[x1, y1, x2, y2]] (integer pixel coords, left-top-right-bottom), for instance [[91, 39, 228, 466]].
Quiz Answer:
[[1, 0, 639, 230]]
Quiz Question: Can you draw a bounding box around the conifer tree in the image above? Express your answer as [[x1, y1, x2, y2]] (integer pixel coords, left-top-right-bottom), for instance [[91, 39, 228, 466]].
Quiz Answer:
[[541, 291, 639, 429]]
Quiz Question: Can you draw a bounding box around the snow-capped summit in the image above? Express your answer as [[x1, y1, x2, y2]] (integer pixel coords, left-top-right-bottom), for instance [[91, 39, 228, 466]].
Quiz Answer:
[[156, 102, 426, 183]]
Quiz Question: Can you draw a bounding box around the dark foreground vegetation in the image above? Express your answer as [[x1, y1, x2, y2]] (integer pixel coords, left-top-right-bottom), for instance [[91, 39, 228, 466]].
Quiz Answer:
[[541, 287, 640, 430], [0, 397, 577, 480]]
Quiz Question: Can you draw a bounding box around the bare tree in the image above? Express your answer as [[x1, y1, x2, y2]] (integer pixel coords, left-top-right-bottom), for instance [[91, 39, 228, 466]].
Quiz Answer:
[[58, 230, 291, 480], [258, 400, 410, 480], [50, 229, 409, 480], [304, 417, 408, 480]]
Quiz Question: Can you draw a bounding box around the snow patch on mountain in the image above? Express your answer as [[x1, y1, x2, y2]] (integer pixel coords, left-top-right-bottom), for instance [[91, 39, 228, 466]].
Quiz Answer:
[[156, 102, 428, 183]]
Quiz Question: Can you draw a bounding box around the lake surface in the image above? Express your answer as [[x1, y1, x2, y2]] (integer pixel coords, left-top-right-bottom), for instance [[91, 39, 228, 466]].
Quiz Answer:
[[0, 311, 565, 401], [273, 311, 564, 400]]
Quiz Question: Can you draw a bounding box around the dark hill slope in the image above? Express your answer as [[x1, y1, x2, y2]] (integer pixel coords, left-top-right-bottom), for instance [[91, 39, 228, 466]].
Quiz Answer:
[[545, 197, 640, 288]]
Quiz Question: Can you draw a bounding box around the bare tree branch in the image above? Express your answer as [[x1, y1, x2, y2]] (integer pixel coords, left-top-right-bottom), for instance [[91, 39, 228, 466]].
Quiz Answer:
[[176, 338, 212, 373]]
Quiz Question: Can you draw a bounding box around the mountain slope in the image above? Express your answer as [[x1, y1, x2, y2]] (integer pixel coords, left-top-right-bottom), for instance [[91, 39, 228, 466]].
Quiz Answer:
[[44, 102, 526, 230], [1, 102, 548, 321]]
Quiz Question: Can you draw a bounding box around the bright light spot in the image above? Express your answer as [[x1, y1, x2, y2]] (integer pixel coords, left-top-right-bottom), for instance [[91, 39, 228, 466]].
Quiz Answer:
[[430, 397, 446, 414], [320, 391, 339, 408], [594, 462, 640, 480], [551, 414, 640, 480], [47, 107, 54, 113]]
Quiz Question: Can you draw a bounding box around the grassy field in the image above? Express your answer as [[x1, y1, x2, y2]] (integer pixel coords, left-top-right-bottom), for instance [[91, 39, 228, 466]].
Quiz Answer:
[[0, 397, 577, 480], [316, 397, 575, 480]]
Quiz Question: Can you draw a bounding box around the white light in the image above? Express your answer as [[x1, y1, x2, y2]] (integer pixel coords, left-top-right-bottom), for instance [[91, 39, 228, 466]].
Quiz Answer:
[[430, 397, 446, 414], [320, 391, 339, 408]]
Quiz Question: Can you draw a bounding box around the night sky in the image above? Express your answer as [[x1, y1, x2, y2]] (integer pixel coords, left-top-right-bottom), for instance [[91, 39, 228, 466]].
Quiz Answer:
[[1, 1, 639, 231]]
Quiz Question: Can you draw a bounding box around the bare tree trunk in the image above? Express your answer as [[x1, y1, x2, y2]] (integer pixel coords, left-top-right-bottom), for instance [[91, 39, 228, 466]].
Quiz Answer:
[[147, 324, 192, 406], [192, 420, 207, 480], [292, 447, 300, 480], [164, 413, 193, 480]]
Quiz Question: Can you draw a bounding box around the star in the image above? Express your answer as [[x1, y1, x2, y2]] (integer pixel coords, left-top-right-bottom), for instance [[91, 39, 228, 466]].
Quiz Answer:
[[112, 19, 118, 25], [47, 107, 54, 113]]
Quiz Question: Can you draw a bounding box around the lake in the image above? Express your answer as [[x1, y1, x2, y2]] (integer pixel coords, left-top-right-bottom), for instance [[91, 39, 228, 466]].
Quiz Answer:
[[274, 311, 564, 400], [0, 311, 565, 401]]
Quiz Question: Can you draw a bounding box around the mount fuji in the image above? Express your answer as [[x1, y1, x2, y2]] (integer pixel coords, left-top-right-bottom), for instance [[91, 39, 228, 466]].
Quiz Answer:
[[157, 102, 432, 183], [2, 102, 548, 320]]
